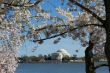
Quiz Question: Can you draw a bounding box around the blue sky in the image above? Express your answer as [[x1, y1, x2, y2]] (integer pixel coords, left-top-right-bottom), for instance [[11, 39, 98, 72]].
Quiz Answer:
[[18, 37, 86, 57], [18, 0, 88, 57]]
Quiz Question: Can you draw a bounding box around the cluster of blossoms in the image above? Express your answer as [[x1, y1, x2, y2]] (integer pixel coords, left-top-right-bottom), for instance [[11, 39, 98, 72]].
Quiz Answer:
[[14, 9, 31, 21], [0, 0, 41, 73], [36, 12, 50, 19], [0, 19, 22, 73], [56, 7, 74, 21]]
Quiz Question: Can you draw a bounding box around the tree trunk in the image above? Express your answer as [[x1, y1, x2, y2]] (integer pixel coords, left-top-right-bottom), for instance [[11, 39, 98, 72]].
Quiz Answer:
[[104, 0, 110, 72], [85, 41, 95, 73], [105, 21, 110, 72]]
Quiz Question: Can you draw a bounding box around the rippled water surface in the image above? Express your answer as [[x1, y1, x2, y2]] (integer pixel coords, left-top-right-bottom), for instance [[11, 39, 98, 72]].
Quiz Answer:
[[16, 63, 109, 73]]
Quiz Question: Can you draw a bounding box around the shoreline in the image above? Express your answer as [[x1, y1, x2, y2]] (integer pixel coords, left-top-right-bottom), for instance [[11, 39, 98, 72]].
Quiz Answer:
[[18, 61, 107, 64]]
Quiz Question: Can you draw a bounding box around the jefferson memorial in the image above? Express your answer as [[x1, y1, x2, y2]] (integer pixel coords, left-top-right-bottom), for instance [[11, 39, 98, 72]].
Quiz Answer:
[[51, 49, 70, 61]]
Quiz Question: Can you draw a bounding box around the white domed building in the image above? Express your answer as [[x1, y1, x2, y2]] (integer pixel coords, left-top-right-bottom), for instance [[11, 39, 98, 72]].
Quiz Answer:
[[57, 49, 71, 57], [51, 49, 70, 61]]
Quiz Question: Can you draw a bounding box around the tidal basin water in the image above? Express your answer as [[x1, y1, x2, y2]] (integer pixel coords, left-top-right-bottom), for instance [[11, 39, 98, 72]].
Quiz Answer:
[[16, 63, 109, 73]]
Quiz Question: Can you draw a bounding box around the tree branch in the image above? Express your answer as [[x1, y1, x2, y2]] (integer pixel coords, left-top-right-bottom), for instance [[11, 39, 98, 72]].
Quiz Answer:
[[33, 24, 104, 42], [69, 0, 105, 24], [3, 0, 43, 7], [34, 0, 43, 6], [35, 23, 104, 31], [94, 64, 108, 70], [35, 24, 70, 31]]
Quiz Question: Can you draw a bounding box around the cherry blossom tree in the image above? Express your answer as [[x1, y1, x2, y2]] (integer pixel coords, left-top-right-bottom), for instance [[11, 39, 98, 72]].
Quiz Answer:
[[0, 0, 110, 73], [0, 0, 43, 73]]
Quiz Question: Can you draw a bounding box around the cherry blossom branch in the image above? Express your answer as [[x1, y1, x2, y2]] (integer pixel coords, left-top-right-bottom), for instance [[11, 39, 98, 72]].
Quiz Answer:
[[3, 0, 43, 7], [33, 24, 104, 42], [35, 24, 70, 31], [69, 0, 105, 24]]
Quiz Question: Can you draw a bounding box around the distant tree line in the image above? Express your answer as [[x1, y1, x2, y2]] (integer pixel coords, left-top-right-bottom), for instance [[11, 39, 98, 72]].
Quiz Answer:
[[18, 54, 80, 63], [18, 54, 106, 63]]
